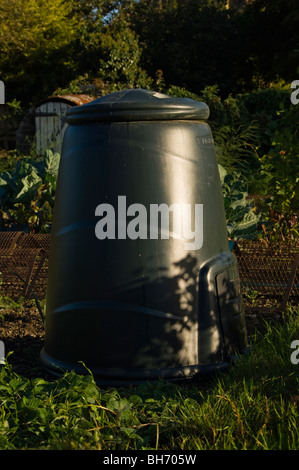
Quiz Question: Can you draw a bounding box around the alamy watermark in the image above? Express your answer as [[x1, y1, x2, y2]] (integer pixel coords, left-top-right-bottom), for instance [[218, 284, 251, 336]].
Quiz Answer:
[[95, 196, 203, 250], [290, 80, 299, 105], [0, 340, 5, 365], [290, 340, 299, 365], [0, 80, 4, 104]]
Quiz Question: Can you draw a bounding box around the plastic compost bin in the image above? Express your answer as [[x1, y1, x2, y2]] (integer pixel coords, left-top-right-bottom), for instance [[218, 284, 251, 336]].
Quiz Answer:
[[40, 89, 248, 385]]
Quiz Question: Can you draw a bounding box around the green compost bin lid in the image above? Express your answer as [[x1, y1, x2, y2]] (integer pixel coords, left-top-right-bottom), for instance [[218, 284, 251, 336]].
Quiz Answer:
[[66, 88, 210, 123]]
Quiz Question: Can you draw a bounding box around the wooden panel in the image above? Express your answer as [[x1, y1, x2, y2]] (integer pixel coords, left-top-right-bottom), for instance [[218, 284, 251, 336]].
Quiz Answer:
[[35, 101, 71, 155]]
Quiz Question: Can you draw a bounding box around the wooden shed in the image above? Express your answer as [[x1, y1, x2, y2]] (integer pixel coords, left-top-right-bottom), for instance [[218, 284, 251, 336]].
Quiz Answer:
[[16, 94, 94, 155]]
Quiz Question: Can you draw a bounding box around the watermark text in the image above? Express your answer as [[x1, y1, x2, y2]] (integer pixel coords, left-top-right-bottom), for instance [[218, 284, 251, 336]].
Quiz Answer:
[[95, 196, 203, 250], [290, 340, 299, 365], [0, 80, 4, 104], [290, 80, 299, 105], [0, 341, 5, 365]]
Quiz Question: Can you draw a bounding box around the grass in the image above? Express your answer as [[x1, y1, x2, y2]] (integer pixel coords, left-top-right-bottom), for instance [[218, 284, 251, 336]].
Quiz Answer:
[[0, 306, 298, 450]]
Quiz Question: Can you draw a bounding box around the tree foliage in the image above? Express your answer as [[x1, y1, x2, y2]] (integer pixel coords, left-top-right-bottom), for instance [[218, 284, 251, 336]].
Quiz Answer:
[[97, 19, 153, 90], [1, 0, 298, 106], [122, 0, 299, 96], [0, 0, 79, 104]]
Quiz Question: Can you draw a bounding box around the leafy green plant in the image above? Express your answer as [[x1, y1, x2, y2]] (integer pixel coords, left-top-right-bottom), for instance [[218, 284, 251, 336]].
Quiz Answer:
[[234, 87, 292, 153], [242, 288, 260, 307], [257, 149, 299, 240], [0, 149, 22, 173], [218, 164, 261, 240], [166, 85, 202, 101], [214, 122, 259, 173], [0, 150, 60, 233], [0, 99, 24, 125], [97, 20, 153, 92], [0, 294, 24, 310], [253, 102, 299, 240], [54, 73, 106, 98]]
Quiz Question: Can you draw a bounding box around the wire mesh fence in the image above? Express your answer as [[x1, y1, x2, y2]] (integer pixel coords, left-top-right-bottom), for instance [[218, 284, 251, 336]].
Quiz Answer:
[[0, 232, 298, 312], [232, 239, 299, 312], [0, 232, 50, 300]]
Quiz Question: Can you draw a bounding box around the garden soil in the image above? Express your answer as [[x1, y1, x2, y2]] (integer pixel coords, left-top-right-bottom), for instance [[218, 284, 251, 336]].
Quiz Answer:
[[0, 299, 45, 379]]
